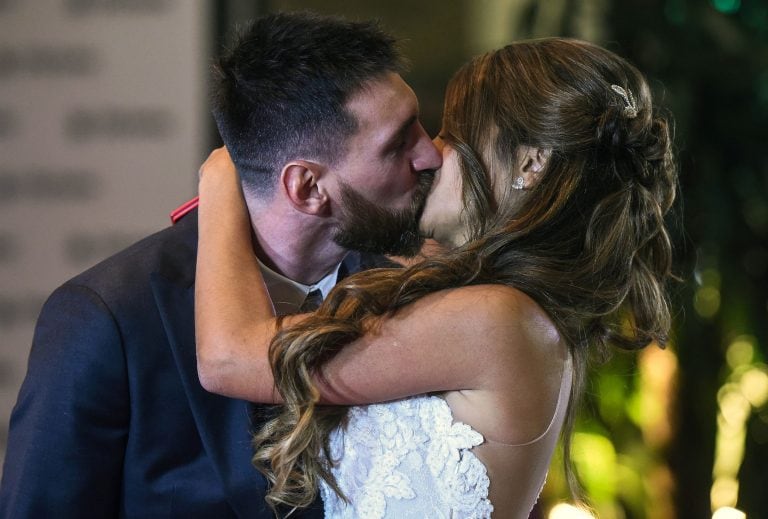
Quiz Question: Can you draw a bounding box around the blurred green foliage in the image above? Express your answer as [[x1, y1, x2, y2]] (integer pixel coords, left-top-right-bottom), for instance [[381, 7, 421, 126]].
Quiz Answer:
[[562, 1, 768, 517]]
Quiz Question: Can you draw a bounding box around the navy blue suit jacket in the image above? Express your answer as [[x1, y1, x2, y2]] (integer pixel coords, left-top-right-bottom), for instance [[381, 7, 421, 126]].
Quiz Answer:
[[0, 210, 384, 518]]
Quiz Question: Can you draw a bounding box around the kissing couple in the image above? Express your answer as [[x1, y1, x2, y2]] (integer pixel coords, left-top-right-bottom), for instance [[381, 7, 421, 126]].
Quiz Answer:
[[2, 11, 676, 519]]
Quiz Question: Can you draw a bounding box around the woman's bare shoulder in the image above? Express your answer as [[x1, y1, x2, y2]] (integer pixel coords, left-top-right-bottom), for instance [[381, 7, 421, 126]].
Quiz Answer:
[[439, 284, 565, 386], [439, 284, 559, 340], [438, 285, 569, 443]]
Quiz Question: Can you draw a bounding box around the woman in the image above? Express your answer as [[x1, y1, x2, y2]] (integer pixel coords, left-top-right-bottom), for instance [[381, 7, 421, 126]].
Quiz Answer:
[[195, 38, 677, 517]]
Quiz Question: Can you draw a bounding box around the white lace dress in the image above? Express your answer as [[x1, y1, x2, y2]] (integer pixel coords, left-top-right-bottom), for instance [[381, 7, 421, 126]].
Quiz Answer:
[[319, 395, 494, 518]]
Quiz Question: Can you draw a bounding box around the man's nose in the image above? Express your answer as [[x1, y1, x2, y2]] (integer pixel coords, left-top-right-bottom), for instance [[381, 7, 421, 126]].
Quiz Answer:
[[411, 124, 442, 172]]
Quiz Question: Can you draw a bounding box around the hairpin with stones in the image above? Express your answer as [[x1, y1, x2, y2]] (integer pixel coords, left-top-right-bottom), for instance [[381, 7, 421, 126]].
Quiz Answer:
[[610, 84, 638, 119]]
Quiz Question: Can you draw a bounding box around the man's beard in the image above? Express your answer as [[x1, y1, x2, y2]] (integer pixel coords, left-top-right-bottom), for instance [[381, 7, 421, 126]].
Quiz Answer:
[[333, 171, 434, 257]]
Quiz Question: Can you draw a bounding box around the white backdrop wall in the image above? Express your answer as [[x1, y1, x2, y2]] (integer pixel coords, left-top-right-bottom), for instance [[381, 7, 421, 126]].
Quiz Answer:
[[0, 0, 209, 468]]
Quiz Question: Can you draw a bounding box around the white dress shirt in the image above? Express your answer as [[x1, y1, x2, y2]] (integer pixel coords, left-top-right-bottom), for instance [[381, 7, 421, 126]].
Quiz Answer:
[[256, 258, 342, 315]]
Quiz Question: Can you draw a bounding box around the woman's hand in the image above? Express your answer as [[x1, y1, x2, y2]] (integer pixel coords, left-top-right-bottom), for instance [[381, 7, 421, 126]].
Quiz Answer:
[[198, 146, 235, 178], [198, 146, 243, 205]]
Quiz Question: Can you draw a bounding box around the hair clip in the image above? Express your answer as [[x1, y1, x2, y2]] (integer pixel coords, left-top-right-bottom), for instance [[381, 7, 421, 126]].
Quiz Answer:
[[610, 84, 638, 119]]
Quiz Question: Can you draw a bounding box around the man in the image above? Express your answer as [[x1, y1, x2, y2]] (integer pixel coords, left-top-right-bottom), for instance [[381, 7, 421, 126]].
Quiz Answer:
[[0, 12, 440, 518]]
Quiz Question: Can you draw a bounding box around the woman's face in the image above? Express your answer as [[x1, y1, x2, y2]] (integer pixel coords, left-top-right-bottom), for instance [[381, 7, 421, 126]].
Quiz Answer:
[[419, 136, 469, 247]]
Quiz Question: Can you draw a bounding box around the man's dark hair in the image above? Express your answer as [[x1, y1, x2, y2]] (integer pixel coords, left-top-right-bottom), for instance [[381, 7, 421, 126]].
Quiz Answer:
[[211, 11, 405, 195]]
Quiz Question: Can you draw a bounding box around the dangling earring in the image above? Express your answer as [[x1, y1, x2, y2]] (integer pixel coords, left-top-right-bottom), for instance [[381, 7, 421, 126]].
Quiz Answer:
[[512, 176, 525, 190]]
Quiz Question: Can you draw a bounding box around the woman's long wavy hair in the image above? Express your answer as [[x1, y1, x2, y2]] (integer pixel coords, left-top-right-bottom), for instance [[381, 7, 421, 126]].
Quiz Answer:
[[252, 37, 678, 513]]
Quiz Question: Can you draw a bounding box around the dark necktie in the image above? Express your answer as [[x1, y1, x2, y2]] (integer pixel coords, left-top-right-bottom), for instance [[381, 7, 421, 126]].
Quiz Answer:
[[299, 289, 323, 313], [249, 290, 324, 426]]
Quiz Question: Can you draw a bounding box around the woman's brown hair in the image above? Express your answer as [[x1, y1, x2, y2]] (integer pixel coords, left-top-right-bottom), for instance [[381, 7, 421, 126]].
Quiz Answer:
[[252, 38, 677, 512]]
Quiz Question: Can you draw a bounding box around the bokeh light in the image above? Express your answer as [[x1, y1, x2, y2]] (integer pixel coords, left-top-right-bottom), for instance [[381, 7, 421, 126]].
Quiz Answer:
[[694, 268, 722, 318], [549, 503, 597, 519], [712, 506, 747, 519], [712, 0, 742, 14], [711, 335, 766, 512]]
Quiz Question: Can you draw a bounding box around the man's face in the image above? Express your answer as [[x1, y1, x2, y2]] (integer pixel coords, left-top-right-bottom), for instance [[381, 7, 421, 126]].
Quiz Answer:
[[329, 73, 442, 256]]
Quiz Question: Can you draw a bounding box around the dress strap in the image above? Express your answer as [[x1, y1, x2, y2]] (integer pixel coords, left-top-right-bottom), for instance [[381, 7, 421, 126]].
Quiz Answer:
[[487, 352, 573, 447]]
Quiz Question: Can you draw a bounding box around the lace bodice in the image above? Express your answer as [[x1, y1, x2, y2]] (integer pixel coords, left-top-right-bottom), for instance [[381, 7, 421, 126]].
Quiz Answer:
[[319, 395, 494, 518]]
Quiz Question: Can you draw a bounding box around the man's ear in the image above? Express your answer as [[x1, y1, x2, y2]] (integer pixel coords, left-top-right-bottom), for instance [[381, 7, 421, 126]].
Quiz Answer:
[[280, 160, 330, 216], [514, 146, 552, 189]]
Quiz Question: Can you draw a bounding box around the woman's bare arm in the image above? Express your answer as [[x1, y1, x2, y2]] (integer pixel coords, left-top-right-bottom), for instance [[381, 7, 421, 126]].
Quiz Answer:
[[195, 147, 288, 400], [194, 149, 551, 406]]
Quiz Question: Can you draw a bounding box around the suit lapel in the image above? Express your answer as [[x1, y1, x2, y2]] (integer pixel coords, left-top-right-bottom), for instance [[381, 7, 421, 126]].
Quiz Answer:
[[150, 273, 270, 518], [145, 238, 378, 518]]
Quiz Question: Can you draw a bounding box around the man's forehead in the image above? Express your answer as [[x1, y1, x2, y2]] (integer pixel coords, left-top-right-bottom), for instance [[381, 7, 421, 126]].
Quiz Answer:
[[346, 72, 418, 129]]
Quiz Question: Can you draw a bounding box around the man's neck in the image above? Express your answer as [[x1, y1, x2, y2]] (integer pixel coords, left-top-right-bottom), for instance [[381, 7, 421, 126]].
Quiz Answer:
[[249, 211, 348, 285]]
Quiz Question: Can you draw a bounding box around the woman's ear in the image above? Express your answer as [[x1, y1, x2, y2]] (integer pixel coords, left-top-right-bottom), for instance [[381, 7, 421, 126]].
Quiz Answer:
[[280, 160, 330, 216], [513, 146, 552, 190]]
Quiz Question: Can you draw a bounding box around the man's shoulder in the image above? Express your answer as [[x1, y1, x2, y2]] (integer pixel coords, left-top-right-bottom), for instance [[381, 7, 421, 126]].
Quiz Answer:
[[64, 211, 198, 296]]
